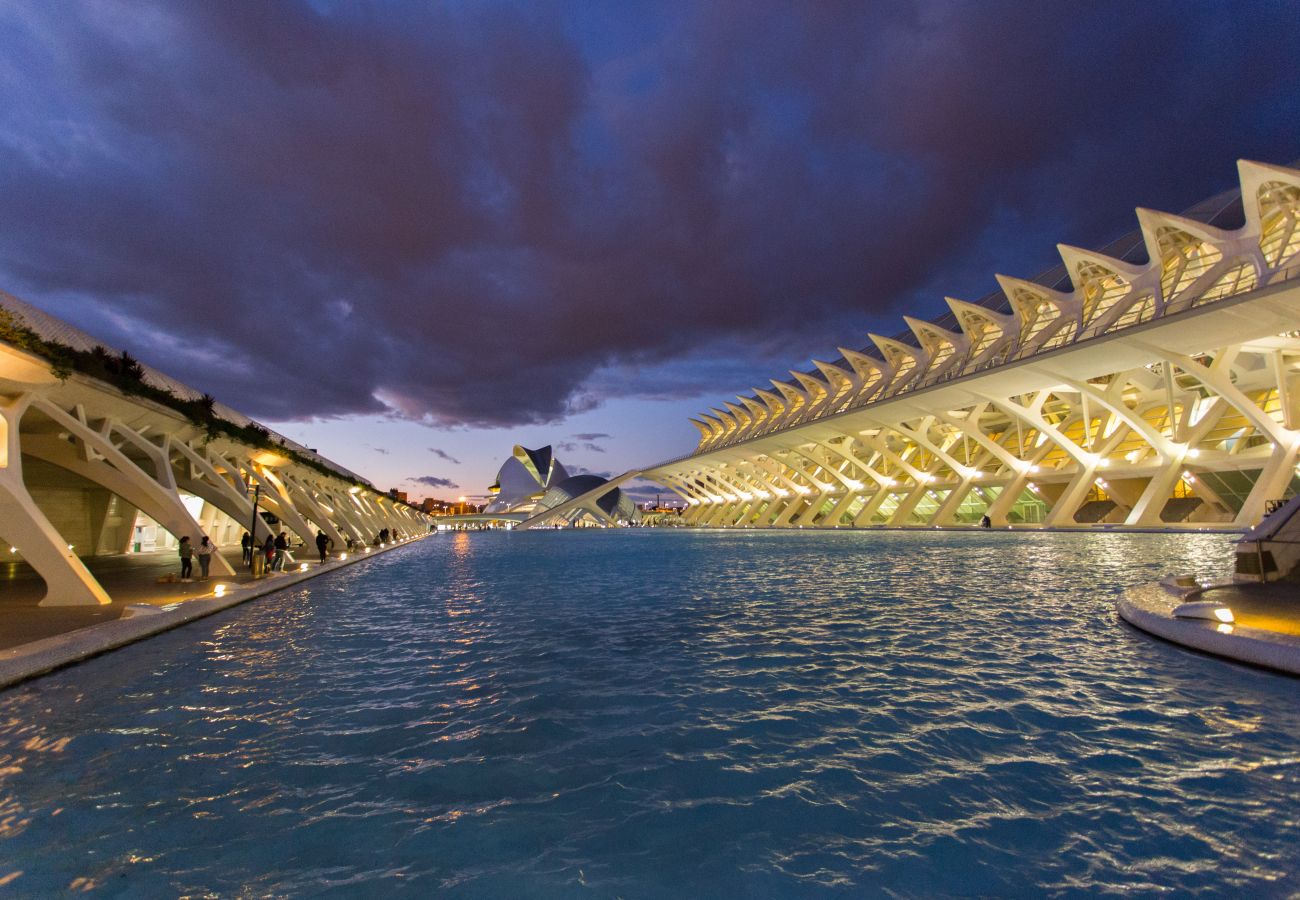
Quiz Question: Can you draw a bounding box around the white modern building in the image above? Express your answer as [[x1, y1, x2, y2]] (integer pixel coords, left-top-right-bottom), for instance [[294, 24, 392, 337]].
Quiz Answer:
[[473, 444, 636, 527], [0, 292, 432, 606], [526, 159, 1300, 531]]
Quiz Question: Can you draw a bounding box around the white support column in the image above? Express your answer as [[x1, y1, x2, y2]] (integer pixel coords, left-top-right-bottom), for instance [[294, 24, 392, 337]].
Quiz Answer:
[[0, 394, 111, 606], [31, 400, 236, 577]]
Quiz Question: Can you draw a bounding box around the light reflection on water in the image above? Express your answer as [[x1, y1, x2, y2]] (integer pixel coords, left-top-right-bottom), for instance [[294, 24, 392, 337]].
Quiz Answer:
[[0, 530, 1296, 896]]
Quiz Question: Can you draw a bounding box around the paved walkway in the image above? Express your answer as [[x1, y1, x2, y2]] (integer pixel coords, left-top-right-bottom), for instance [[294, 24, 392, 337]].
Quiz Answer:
[[0, 537, 425, 688], [0, 545, 336, 651]]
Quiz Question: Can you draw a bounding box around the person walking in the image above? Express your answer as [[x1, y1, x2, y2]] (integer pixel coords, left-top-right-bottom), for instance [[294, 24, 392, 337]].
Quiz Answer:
[[240, 531, 252, 566], [178, 536, 194, 580], [315, 530, 330, 564], [274, 531, 288, 571], [262, 534, 276, 573], [197, 535, 215, 578]]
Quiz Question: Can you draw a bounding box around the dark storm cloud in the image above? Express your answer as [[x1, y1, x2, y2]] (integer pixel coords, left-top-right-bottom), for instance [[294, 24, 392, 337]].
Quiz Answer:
[[0, 1, 1297, 426], [429, 448, 461, 465], [410, 475, 457, 490]]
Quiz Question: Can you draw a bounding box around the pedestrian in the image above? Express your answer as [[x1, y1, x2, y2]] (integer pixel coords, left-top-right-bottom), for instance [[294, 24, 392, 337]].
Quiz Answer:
[[197, 535, 214, 578], [274, 531, 288, 571], [240, 531, 252, 566], [178, 536, 193, 579], [315, 529, 330, 563], [979, 513, 992, 529], [262, 534, 275, 572]]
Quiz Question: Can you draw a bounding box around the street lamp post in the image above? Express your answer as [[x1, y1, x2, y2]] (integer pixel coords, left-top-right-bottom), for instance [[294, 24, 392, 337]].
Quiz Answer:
[[248, 484, 261, 572]]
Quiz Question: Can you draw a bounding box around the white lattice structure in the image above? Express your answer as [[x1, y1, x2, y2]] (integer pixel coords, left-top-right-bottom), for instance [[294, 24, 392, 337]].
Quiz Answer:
[[0, 294, 431, 606], [640, 160, 1300, 531]]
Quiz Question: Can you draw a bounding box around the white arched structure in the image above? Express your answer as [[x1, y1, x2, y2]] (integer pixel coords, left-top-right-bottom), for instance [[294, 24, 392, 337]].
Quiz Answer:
[[0, 293, 432, 605], [643, 160, 1300, 531]]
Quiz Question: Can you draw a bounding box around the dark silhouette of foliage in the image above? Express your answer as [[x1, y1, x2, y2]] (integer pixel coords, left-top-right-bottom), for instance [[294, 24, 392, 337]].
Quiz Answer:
[[0, 311, 365, 487]]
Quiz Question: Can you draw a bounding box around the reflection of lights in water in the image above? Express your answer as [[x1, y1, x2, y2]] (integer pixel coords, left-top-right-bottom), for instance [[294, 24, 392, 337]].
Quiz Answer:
[[452, 531, 472, 558]]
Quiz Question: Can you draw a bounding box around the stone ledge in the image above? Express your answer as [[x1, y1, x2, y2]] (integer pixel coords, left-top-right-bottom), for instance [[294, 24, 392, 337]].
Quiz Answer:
[[1117, 581, 1300, 676]]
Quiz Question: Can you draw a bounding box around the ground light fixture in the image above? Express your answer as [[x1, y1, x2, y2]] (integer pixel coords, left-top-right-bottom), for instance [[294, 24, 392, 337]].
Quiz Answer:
[[213, 584, 228, 598], [299, 563, 309, 571], [1172, 600, 1234, 624]]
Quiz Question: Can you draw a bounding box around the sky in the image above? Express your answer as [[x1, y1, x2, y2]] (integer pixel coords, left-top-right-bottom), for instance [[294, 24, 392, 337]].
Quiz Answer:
[[1, 1, 1298, 503]]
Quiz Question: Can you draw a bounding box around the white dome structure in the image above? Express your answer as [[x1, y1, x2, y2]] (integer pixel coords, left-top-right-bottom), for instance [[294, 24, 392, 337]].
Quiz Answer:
[[483, 445, 569, 515]]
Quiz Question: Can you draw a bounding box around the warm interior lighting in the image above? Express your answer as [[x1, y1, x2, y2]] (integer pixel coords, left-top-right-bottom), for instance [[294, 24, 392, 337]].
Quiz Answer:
[[1173, 600, 1235, 624], [251, 450, 287, 467]]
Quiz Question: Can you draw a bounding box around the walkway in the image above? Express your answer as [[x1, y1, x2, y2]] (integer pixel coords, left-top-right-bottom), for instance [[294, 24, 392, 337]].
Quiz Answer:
[[0, 548, 302, 649]]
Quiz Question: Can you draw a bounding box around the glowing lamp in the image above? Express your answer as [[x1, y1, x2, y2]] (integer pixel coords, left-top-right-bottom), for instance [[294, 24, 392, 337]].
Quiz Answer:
[[299, 563, 309, 571], [1172, 601, 1234, 624], [213, 584, 228, 597]]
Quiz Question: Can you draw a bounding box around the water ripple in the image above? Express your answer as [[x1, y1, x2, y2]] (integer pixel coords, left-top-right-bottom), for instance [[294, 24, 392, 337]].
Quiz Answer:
[[0, 530, 1296, 896]]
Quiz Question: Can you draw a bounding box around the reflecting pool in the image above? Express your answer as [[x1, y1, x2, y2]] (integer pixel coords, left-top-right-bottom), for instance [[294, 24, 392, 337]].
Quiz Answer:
[[0, 530, 1297, 896]]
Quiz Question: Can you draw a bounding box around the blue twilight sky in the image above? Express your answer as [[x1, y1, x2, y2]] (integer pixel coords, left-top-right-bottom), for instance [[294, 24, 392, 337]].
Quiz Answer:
[[1, 1, 1298, 501]]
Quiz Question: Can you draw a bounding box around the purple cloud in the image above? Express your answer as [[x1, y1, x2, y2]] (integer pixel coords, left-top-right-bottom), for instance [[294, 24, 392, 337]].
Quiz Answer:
[[0, 1, 1296, 431], [410, 475, 458, 489], [429, 448, 461, 465]]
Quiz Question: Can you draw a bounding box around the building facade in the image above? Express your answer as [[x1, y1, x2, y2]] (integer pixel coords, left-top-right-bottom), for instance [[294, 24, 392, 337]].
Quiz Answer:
[[641, 160, 1300, 530], [0, 292, 432, 606]]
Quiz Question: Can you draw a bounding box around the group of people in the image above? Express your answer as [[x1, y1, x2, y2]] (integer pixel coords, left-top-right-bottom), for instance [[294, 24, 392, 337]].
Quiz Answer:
[[178, 525, 377, 579], [175, 535, 216, 580]]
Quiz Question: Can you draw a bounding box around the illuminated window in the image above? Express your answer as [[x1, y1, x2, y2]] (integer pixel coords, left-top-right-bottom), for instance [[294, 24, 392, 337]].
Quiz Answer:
[[927, 339, 955, 372], [1010, 287, 1061, 348], [1194, 261, 1256, 306], [1106, 293, 1155, 332], [967, 320, 1003, 359], [1259, 181, 1300, 268], [883, 355, 916, 394], [1156, 226, 1222, 301], [1076, 261, 1132, 326]]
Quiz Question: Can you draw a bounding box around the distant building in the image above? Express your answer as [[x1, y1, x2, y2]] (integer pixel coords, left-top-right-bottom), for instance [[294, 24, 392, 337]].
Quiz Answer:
[[483, 445, 636, 526]]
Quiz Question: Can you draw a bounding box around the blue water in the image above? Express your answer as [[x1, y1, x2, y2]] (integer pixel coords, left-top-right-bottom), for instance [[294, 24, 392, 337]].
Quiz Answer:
[[0, 530, 1297, 896]]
